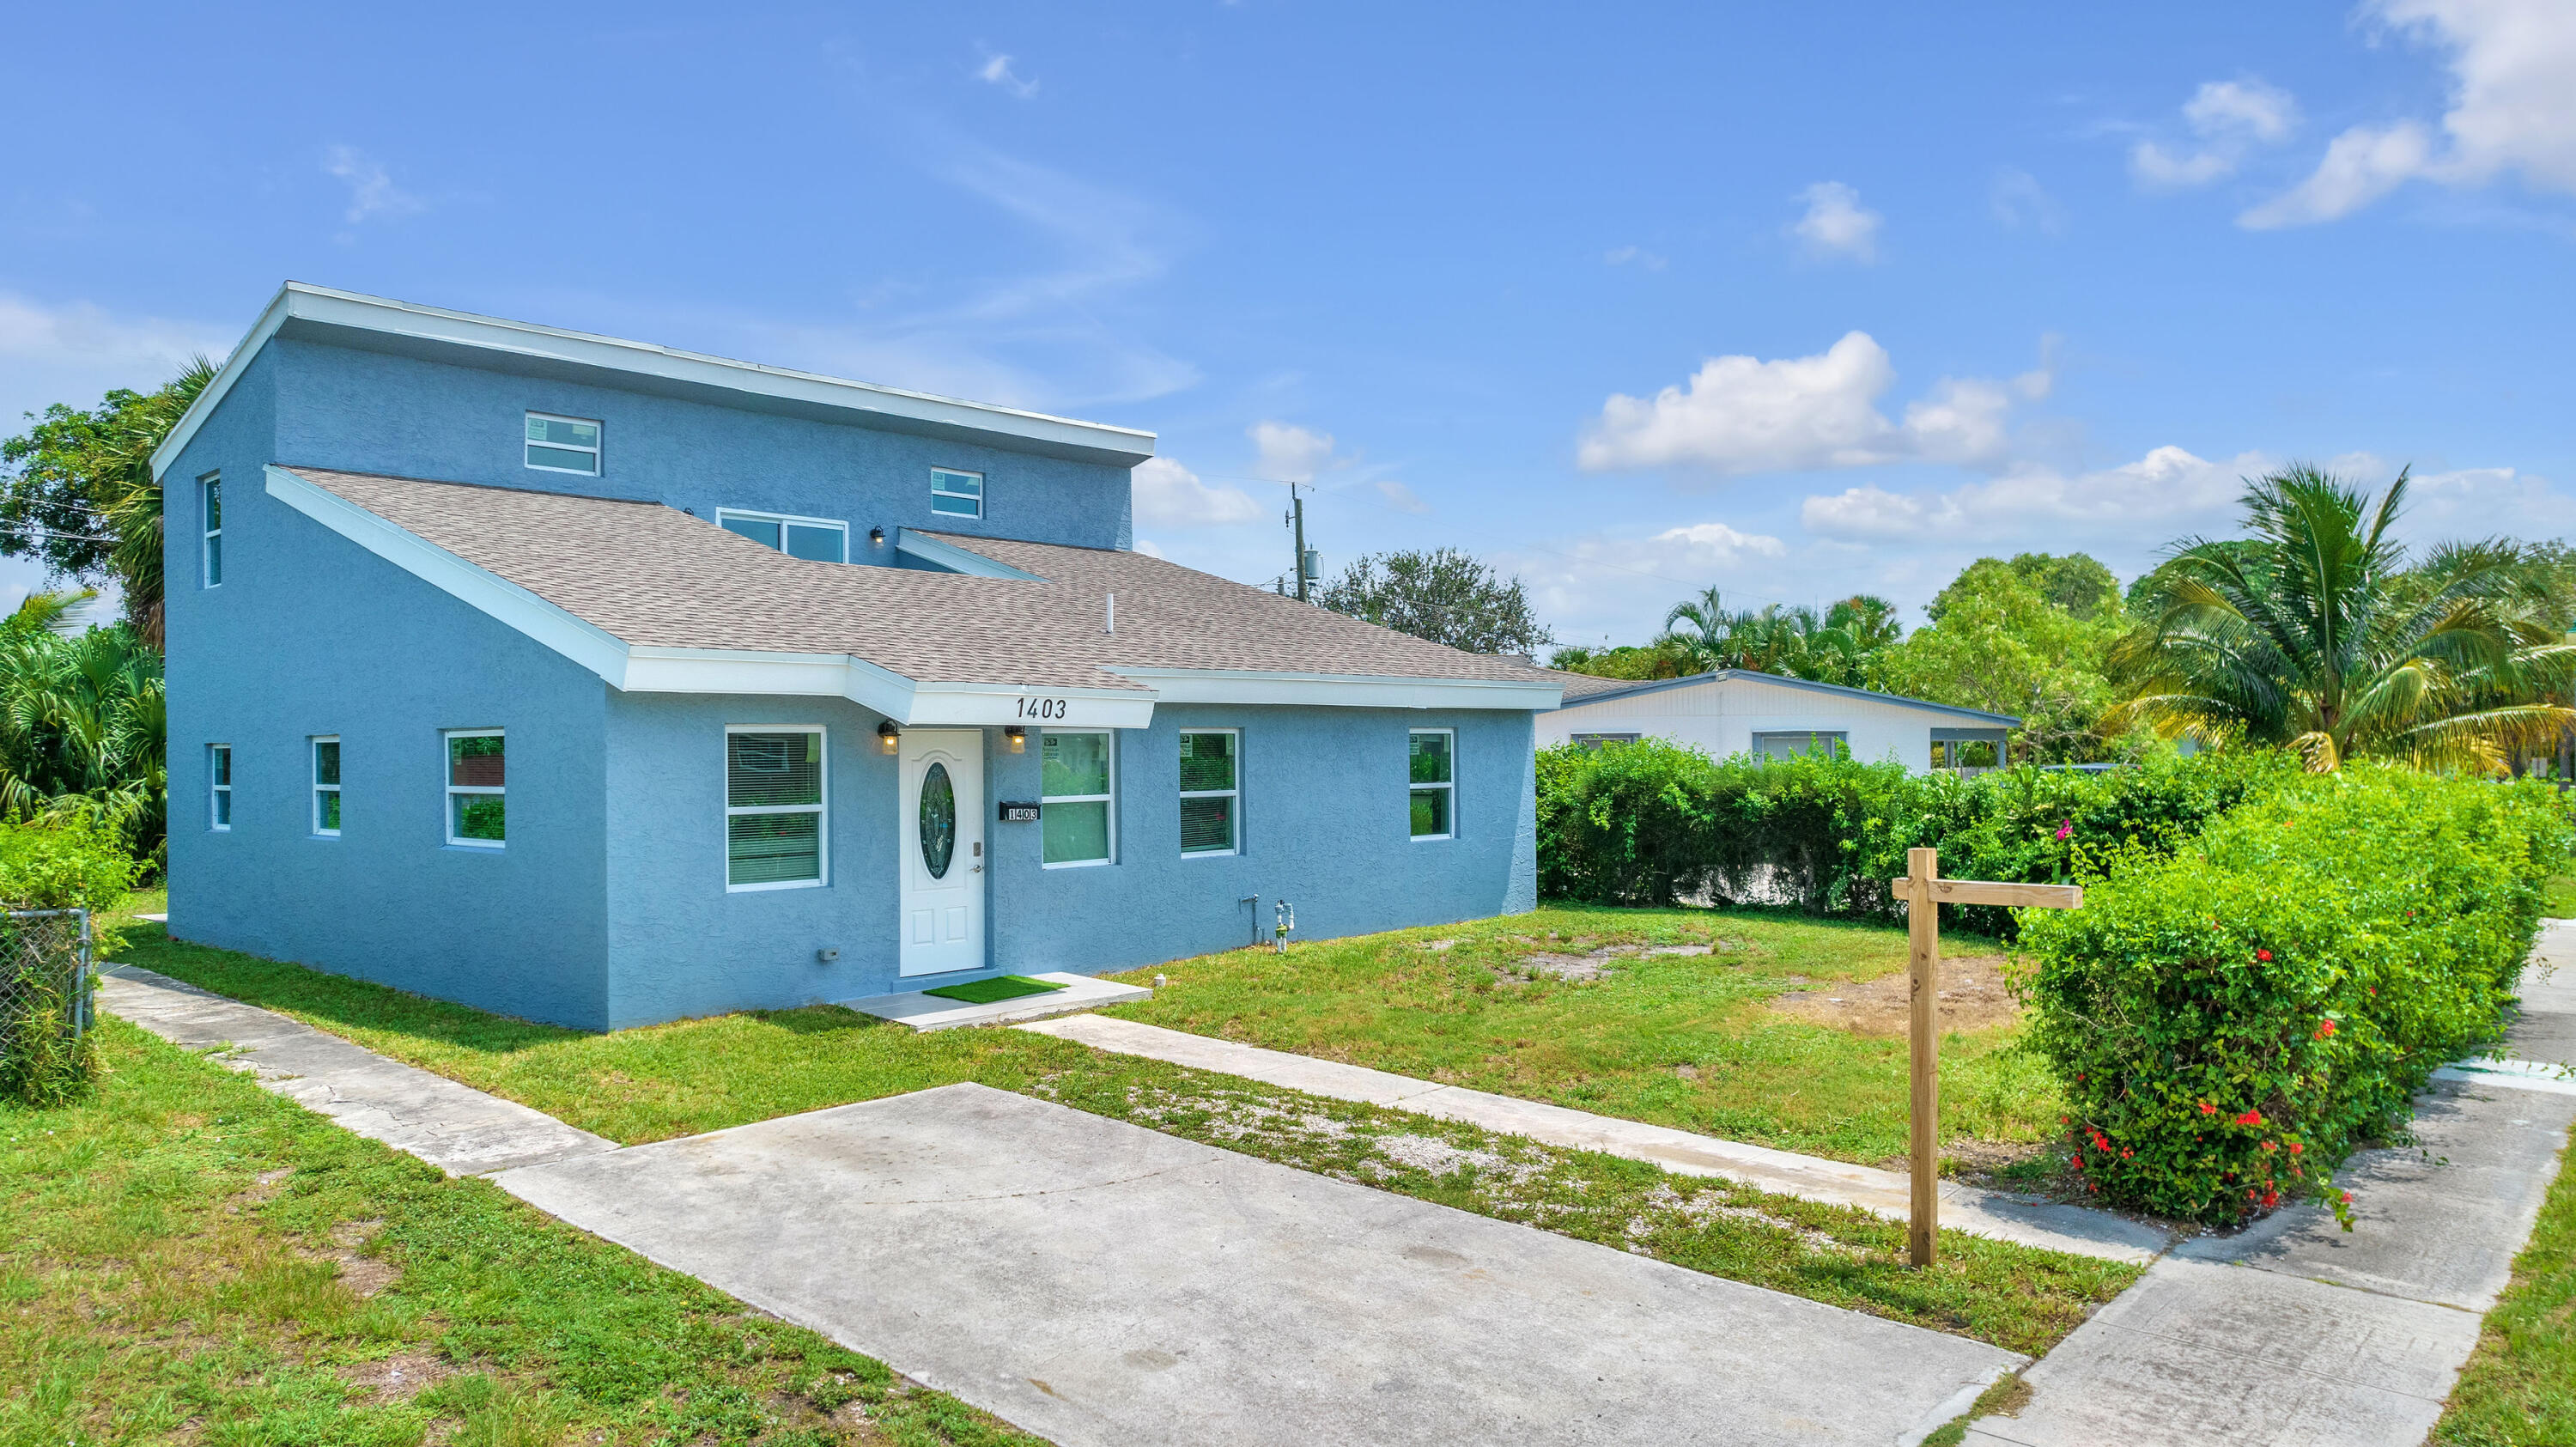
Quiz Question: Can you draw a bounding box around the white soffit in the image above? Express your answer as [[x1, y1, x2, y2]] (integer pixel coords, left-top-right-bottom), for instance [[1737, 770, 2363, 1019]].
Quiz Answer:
[[264, 465, 1158, 727], [1109, 667, 1562, 711], [896, 527, 1048, 581], [160, 283, 1157, 478]]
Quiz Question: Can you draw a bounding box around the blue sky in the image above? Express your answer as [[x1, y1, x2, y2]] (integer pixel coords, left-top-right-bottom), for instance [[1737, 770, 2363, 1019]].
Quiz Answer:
[[3, 1, 2572, 644]]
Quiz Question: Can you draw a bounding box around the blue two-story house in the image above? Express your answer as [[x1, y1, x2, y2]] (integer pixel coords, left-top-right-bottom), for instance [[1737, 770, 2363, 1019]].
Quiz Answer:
[[155, 283, 1558, 1030]]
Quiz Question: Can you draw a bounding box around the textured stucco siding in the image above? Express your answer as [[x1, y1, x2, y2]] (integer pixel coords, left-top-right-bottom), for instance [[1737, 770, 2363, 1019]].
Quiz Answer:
[[598, 700, 1536, 1027], [164, 352, 617, 1029], [1535, 678, 1965, 772], [266, 337, 1135, 553]]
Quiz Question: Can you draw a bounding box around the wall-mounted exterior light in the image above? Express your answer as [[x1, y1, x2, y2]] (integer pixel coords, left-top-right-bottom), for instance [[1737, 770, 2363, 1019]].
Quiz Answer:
[[869, 526, 886, 548], [1004, 726, 1027, 753], [877, 720, 900, 755]]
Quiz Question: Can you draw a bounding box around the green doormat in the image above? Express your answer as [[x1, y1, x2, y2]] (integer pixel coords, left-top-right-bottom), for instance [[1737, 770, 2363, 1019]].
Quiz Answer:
[[920, 974, 1071, 1005]]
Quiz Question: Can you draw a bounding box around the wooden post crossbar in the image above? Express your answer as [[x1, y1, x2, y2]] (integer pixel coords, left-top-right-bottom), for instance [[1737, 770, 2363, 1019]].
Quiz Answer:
[[1894, 848, 2082, 1268]]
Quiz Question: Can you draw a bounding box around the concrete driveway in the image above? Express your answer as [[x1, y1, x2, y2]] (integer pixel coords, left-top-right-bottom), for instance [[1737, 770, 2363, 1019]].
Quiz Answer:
[[499, 1083, 2020, 1447]]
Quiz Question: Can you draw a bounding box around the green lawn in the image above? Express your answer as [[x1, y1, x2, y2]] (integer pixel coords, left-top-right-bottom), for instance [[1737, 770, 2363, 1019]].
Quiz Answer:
[[2433, 1134, 2576, 1445], [1102, 904, 2063, 1168], [0, 1020, 1041, 1447], [105, 919, 2135, 1355], [2543, 876, 2576, 921]]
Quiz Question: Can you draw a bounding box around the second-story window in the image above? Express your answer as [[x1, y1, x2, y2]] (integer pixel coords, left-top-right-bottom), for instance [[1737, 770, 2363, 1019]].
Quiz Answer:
[[525, 412, 601, 475], [930, 467, 983, 519], [202, 474, 222, 587], [718, 510, 848, 562]]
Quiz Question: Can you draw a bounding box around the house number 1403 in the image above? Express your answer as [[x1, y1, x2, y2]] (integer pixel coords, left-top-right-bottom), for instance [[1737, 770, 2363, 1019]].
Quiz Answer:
[[1017, 697, 1069, 720]]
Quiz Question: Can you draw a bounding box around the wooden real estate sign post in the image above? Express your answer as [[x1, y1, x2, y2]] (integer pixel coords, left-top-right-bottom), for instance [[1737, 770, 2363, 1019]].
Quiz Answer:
[[1898, 847, 2082, 1268]]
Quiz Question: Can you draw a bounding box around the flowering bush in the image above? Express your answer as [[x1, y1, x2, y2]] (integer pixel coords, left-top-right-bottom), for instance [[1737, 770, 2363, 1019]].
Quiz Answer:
[[2014, 765, 2570, 1225]]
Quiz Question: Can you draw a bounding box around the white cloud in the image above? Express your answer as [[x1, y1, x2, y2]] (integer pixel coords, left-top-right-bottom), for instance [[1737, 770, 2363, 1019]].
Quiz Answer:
[[1990, 168, 2068, 234], [1789, 182, 1881, 262], [1604, 245, 1667, 270], [1132, 457, 1263, 527], [2245, 0, 2576, 226], [1373, 480, 1431, 514], [0, 292, 231, 436], [976, 53, 1038, 98], [1800, 445, 2256, 544], [1249, 420, 1340, 482], [2130, 78, 2300, 189], [1577, 331, 2050, 476], [1651, 521, 1788, 562], [323, 144, 425, 225]]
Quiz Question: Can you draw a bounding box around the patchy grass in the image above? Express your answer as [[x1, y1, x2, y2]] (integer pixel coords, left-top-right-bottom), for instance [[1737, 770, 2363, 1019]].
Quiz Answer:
[[0, 1020, 1043, 1447], [2433, 1134, 2576, 1445], [1101, 904, 2066, 1167], [2543, 877, 2576, 921], [112, 922, 2134, 1355]]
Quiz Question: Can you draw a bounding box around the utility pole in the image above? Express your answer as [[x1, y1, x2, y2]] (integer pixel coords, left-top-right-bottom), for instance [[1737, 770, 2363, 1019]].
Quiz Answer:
[[1287, 485, 1313, 604]]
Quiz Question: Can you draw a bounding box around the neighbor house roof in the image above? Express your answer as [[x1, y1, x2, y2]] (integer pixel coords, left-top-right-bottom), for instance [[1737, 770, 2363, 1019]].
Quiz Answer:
[[1541, 668, 2020, 727], [266, 465, 1560, 727], [154, 283, 1158, 481]]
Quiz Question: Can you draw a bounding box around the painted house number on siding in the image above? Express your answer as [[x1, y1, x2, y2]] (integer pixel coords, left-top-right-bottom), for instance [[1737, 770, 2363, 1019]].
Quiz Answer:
[[1017, 697, 1070, 720]]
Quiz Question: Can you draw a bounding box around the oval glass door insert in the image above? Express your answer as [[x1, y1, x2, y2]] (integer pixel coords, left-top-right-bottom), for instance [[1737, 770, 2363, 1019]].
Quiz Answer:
[[919, 762, 957, 879]]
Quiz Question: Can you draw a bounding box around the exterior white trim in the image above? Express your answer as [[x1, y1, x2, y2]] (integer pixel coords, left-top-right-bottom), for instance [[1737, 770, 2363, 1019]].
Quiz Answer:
[[894, 527, 1046, 581], [310, 734, 342, 837], [1408, 727, 1455, 842], [1106, 667, 1558, 712], [442, 728, 506, 848], [723, 724, 829, 892], [209, 743, 233, 831], [523, 410, 602, 477], [1177, 727, 1241, 858], [1037, 727, 1116, 868], [157, 283, 1156, 479]]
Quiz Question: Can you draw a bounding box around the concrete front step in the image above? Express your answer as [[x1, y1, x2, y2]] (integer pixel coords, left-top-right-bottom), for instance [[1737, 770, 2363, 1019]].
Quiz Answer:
[[838, 970, 1151, 1031]]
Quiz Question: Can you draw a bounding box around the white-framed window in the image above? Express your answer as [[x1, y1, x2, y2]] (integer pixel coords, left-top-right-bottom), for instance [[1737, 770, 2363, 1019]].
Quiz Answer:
[[717, 509, 848, 562], [444, 729, 506, 848], [311, 735, 341, 836], [930, 467, 984, 519], [1409, 729, 1455, 841], [1753, 730, 1848, 763], [1178, 728, 1238, 856], [525, 412, 601, 475], [726, 727, 827, 890], [209, 744, 233, 831], [1041, 729, 1115, 867], [1570, 733, 1639, 752], [201, 473, 222, 587]]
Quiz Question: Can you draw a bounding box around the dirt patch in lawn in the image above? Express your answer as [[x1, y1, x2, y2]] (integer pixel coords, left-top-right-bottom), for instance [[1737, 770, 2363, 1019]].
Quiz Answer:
[[338, 1349, 459, 1400], [1768, 954, 2020, 1036]]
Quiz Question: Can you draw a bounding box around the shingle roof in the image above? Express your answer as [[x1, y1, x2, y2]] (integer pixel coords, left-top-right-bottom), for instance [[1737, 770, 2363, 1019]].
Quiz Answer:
[[1544, 667, 2021, 725], [282, 467, 1560, 694]]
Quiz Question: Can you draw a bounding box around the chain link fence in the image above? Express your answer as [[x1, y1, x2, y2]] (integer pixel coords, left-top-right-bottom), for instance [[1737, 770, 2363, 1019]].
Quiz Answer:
[[0, 908, 95, 1106]]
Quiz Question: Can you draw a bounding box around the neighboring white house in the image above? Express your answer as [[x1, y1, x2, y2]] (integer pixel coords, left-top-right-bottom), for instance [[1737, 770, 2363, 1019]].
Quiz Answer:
[[1538, 670, 2019, 774]]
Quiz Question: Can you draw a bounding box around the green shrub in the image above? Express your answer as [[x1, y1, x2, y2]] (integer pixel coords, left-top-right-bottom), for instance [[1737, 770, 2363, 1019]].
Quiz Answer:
[[0, 815, 137, 1106], [1536, 740, 2289, 931], [2014, 767, 2570, 1225]]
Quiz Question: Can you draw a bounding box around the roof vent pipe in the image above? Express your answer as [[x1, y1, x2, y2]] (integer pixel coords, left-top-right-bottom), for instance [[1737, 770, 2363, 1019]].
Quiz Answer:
[[1106, 593, 1115, 635]]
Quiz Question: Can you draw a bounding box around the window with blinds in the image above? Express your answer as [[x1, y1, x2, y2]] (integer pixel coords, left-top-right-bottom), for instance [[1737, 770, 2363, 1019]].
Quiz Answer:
[[1178, 729, 1238, 856], [727, 728, 827, 889]]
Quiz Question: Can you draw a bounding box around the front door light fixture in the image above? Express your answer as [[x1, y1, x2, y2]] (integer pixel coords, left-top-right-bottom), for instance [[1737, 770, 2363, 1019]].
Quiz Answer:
[[877, 720, 900, 755]]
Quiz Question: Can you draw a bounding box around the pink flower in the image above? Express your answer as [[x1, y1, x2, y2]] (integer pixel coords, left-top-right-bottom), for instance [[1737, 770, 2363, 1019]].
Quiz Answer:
[[2054, 820, 2073, 841]]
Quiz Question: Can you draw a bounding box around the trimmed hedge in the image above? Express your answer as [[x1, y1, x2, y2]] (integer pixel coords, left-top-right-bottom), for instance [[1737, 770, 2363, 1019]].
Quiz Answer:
[[2014, 766, 2570, 1225], [1537, 740, 2290, 931]]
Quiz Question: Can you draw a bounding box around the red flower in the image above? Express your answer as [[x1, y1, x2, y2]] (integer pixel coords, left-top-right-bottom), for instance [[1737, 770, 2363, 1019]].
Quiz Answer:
[[2198, 1102, 2218, 1116], [2314, 1019, 2336, 1040], [2288, 1142, 2303, 1155], [2069, 1155, 2084, 1170], [2237, 1110, 2264, 1127], [2121, 1148, 2133, 1158], [2261, 1140, 2278, 1152], [2341, 1191, 2353, 1204], [2367, 987, 2376, 997], [2263, 1190, 2281, 1207], [2256, 949, 2273, 963]]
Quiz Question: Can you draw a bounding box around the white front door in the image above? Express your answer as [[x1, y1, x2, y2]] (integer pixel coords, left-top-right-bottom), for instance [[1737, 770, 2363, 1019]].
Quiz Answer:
[[899, 730, 985, 977]]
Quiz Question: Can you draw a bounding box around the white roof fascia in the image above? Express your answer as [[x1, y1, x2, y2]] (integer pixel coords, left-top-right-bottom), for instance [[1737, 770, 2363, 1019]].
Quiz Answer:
[[1108, 667, 1560, 711], [905, 681, 1157, 729], [164, 283, 1158, 479], [265, 465, 635, 686], [895, 528, 1048, 581]]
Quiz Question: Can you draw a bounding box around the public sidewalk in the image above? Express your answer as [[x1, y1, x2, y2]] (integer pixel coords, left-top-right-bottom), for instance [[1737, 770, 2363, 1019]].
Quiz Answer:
[[1018, 1011, 2172, 1263]]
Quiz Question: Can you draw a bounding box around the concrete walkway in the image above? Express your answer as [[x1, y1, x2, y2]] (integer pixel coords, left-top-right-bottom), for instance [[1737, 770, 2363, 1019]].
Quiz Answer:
[[499, 1082, 2026, 1447], [1961, 939, 2576, 1447], [838, 971, 1151, 1031], [1018, 1012, 2172, 1263], [97, 964, 617, 1176]]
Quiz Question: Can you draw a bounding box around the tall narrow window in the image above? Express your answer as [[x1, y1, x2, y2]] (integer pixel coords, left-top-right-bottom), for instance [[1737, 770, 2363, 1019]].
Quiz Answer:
[[201, 474, 222, 587], [209, 744, 233, 830], [1041, 730, 1114, 866], [525, 412, 601, 475], [1409, 728, 1455, 841], [1178, 729, 1238, 856], [445, 730, 505, 847], [311, 736, 341, 836], [726, 728, 827, 889], [717, 509, 848, 562], [930, 467, 984, 519]]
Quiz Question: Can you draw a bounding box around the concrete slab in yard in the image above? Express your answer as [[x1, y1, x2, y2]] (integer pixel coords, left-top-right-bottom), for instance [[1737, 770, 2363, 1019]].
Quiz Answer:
[[99, 964, 618, 1177], [498, 1082, 2026, 1447], [838, 971, 1149, 1031], [1962, 1257, 2480, 1447]]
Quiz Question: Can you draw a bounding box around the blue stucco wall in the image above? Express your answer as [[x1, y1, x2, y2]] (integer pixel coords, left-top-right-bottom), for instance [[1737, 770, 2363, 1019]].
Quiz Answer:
[[266, 337, 1133, 552], [163, 349, 617, 1030]]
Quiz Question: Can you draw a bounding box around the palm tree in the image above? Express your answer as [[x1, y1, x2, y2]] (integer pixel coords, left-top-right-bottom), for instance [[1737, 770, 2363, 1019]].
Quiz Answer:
[[2111, 465, 2576, 771], [98, 357, 217, 648]]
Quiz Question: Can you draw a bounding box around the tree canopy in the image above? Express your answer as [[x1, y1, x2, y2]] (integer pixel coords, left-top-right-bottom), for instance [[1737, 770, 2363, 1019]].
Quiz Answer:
[[1317, 547, 1553, 656]]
